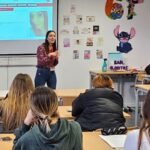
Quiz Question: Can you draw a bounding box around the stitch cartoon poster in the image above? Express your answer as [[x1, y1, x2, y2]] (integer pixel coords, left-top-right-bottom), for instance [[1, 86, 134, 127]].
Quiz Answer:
[[114, 25, 136, 53]]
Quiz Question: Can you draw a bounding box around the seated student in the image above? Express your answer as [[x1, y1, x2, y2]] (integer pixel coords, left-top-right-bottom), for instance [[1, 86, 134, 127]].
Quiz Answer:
[[124, 90, 150, 150], [0, 73, 34, 132], [72, 74, 125, 131], [13, 86, 82, 150]]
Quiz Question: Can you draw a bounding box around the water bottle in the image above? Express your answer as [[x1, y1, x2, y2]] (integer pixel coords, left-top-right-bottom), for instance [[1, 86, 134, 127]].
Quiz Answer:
[[102, 58, 107, 72]]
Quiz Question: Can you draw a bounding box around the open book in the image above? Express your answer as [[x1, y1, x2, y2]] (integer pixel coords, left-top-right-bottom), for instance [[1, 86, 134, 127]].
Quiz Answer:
[[100, 134, 127, 149]]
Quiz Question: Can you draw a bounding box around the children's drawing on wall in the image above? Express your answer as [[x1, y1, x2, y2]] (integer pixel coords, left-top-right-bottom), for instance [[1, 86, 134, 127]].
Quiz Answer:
[[105, 0, 144, 20], [105, 0, 124, 20], [74, 39, 82, 46], [96, 49, 103, 59], [127, 0, 136, 19], [97, 37, 104, 47], [70, 4, 76, 14], [84, 50, 91, 59], [126, 0, 144, 20], [86, 37, 93, 46], [60, 29, 70, 35], [86, 16, 95, 22], [73, 26, 79, 34], [76, 15, 82, 24], [73, 50, 79, 59], [63, 38, 70, 47], [93, 25, 99, 35], [81, 27, 91, 34], [63, 16, 70, 25], [113, 25, 136, 53]]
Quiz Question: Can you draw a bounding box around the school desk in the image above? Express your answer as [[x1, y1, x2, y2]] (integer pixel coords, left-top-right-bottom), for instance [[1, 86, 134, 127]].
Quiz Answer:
[[0, 134, 14, 150], [58, 106, 131, 120], [55, 89, 85, 106], [0, 132, 113, 150], [0, 89, 85, 106]]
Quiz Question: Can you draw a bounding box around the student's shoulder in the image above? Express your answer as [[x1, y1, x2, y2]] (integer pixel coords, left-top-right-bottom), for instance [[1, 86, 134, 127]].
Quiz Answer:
[[69, 120, 81, 131], [18, 130, 35, 144]]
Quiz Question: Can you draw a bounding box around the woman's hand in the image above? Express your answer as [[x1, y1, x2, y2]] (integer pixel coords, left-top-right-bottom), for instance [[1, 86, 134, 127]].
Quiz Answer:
[[48, 51, 59, 57], [24, 109, 35, 126]]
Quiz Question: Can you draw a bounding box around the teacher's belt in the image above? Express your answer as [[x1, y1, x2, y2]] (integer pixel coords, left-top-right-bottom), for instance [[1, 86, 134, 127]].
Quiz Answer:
[[37, 66, 55, 71]]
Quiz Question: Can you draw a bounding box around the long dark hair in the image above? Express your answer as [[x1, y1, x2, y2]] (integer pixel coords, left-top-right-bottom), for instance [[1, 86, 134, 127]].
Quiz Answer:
[[138, 90, 150, 150], [43, 30, 57, 54]]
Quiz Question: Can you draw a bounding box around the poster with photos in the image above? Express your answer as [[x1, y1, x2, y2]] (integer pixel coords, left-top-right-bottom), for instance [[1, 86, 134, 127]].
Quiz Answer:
[[84, 50, 91, 59], [93, 25, 99, 35], [86, 16, 95, 22], [81, 27, 91, 34], [96, 49, 103, 59], [63, 16, 70, 25], [70, 4, 76, 14], [63, 38, 70, 47], [76, 15, 82, 24], [97, 37, 103, 47], [73, 50, 79, 59], [86, 37, 93, 46], [74, 39, 82, 46], [73, 26, 79, 34], [60, 29, 70, 35]]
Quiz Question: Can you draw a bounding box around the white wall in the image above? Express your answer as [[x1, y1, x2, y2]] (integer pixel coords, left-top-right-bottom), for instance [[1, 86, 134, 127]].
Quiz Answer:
[[0, 0, 150, 106], [57, 0, 150, 89]]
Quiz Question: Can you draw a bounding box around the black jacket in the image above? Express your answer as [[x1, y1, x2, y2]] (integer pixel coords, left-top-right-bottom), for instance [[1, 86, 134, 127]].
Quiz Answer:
[[72, 88, 125, 131], [13, 118, 82, 150]]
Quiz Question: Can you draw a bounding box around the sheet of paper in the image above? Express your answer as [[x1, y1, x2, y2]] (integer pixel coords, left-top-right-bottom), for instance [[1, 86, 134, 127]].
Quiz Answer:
[[100, 134, 127, 148]]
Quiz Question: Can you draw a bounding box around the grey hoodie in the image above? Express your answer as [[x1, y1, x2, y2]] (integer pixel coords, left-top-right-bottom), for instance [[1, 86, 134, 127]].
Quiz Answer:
[[13, 118, 82, 150]]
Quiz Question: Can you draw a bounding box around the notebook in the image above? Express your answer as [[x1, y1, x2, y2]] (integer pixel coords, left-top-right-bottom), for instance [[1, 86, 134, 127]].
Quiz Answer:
[[100, 134, 127, 149]]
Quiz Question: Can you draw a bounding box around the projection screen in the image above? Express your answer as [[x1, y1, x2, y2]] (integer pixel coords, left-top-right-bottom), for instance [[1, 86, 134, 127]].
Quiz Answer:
[[0, 0, 58, 55]]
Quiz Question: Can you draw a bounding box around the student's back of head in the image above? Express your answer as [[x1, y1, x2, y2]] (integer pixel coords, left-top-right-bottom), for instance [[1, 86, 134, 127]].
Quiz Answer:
[[92, 74, 113, 89], [30, 86, 59, 133], [0, 73, 34, 131], [13, 86, 82, 150]]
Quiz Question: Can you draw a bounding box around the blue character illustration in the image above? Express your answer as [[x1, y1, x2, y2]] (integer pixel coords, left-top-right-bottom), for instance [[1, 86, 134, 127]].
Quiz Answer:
[[114, 25, 136, 53]]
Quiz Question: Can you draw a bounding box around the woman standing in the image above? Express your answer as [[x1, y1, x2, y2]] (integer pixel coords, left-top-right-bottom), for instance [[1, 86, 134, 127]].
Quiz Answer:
[[35, 30, 59, 89]]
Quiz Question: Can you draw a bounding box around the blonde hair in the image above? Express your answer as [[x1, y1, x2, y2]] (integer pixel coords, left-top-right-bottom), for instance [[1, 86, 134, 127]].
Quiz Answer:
[[30, 86, 58, 133], [92, 74, 113, 89], [1, 73, 34, 131]]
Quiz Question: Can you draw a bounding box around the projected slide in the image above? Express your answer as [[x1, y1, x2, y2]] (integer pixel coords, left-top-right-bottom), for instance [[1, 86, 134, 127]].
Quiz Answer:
[[0, 0, 54, 40]]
